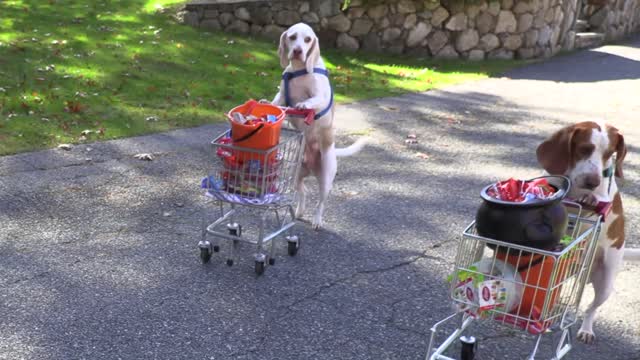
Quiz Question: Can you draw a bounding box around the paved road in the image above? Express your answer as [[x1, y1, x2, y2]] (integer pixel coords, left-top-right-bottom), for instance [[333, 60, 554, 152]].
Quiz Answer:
[[1, 36, 639, 359]]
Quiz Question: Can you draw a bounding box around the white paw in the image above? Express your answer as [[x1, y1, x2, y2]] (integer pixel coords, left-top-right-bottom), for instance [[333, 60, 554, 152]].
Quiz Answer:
[[577, 330, 596, 344], [295, 102, 310, 110], [258, 99, 271, 104], [311, 214, 323, 231], [578, 193, 599, 207]]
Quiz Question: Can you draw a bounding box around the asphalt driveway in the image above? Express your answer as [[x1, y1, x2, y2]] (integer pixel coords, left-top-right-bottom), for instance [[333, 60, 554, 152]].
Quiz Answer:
[[1, 36, 639, 360]]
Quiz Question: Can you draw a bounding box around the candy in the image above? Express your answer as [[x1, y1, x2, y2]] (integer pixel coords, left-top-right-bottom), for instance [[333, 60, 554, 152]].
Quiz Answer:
[[486, 178, 557, 203]]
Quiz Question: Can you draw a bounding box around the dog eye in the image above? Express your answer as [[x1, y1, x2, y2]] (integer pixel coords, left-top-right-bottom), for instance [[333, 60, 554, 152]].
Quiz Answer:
[[577, 144, 595, 157], [289, 35, 297, 41], [304, 36, 312, 43]]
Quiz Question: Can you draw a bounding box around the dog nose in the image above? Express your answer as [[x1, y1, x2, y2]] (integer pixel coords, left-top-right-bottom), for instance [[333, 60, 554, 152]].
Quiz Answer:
[[583, 174, 601, 190], [292, 48, 302, 56]]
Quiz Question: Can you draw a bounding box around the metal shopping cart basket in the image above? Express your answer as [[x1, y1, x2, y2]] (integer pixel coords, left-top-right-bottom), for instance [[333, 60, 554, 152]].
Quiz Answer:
[[197, 105, 310, 275], [426, 201, 602, 360]]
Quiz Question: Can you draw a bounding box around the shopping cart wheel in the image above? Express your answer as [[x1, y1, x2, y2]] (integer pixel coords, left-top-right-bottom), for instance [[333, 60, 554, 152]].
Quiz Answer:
[[212, 245, 220, 253], [255, 260, 265, 275], [287, 239, 299, 256], [268, 258, 276, 266], [200, 247, 212, 264], [226, 259, 234, 266]]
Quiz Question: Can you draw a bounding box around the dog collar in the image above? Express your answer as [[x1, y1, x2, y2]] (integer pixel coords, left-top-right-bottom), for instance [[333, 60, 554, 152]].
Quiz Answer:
[[282, 67, 333, 120], [603, 164, 614, 194]]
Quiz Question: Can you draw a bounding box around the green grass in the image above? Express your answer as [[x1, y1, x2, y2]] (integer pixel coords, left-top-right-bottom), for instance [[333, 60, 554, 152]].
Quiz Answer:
[[0, 0, 522, 155]]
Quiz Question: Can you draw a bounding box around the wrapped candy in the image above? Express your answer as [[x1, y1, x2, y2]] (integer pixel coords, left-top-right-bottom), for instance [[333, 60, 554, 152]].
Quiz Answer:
[[486, 178, 557, 203]]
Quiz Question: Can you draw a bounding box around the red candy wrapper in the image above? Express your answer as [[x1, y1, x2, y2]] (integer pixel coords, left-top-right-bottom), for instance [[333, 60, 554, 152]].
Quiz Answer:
[[487, 178, 557, 203]]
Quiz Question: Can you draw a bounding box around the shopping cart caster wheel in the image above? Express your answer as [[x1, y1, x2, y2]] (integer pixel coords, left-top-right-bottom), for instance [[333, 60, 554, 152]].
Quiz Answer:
[[226, 259, 234, 266], [212, 245, 220, 253], [200, 247, 212, 264], [287, 240, 299, 256], [227, 223, 242, 237], [268, 258, 276, 266], [255, 261, 265, 275]]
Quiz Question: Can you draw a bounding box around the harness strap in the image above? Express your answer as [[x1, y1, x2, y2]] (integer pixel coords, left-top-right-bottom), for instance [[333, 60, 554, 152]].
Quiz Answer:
[[282, 68, 333, 121]]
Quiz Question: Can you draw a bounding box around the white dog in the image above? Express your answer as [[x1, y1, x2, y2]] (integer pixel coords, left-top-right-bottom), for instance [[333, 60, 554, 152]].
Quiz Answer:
[[269, 23, 366, 230]]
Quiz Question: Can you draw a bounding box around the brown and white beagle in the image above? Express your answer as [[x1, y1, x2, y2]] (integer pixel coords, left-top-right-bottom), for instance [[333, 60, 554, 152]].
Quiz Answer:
[[537, 121, 639, 344]]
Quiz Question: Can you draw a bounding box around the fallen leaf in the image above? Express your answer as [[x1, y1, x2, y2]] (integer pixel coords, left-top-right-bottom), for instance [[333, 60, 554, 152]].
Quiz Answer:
[[64, 100, 83, 113], [379, 105, 397, 111], [145, 116, 158, 122], [415, 152, 430, 160], [57, 143, 73, 150], [134, 153, 154, 161], [80, 129, 92, 135]]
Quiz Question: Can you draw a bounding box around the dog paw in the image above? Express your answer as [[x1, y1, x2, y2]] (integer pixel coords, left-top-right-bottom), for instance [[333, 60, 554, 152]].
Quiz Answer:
[[311, 215, 323, 231], [294, 102, 310, 110], [577, 330, 596, 344], [577, 193, 599, 207]]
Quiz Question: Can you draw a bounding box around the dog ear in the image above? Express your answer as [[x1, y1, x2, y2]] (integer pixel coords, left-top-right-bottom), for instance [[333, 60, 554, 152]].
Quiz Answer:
[[305, 36, 320, 75], [536, 125, 577, 175], [608, 126, 627, 179], [278, 31, 289, 68]]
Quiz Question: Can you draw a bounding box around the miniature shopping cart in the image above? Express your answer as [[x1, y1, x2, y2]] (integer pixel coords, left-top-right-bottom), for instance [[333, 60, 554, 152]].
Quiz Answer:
[[198, 103, 311, 275], [426, 201, 602, 360]]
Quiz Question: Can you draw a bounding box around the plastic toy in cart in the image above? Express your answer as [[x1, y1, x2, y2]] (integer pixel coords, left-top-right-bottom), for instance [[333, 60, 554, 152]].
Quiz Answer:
[[202, 136, 284, 205]]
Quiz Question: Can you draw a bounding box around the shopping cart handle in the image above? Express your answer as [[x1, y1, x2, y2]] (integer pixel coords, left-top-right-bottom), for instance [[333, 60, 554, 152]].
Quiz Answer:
[[285, 108, 316, 125]]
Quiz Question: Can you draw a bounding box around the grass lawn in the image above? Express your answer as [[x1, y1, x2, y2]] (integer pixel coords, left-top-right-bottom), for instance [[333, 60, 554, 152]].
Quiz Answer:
[[0, 0, 523, 155]]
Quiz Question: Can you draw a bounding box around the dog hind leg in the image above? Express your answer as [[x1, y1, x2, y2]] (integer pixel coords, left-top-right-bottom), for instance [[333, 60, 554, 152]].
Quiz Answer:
[[312, 144, 337, 230], [577, 248, 623, 344], [294, 167, 310, 219]]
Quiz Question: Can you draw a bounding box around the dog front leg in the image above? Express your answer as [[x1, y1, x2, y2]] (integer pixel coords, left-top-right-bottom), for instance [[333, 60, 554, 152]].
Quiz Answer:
[[270, 80, 285, 106]]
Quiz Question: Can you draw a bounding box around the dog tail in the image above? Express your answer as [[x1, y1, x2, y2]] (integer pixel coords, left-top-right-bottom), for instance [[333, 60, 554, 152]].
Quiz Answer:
[[624, 248, 640, 262], [335, 137, 368, 157]]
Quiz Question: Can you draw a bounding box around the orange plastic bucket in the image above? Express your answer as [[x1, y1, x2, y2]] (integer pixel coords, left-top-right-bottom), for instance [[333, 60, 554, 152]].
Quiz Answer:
[[496, 250, 574, 319], [227, 100, 285, 163]]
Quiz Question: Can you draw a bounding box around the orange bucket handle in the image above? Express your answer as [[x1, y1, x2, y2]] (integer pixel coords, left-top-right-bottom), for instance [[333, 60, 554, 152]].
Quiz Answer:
[[233, 123, 265, 143]]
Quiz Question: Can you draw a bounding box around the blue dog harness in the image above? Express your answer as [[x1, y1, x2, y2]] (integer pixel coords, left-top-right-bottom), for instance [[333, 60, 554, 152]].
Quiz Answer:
[[282, 68, 333, 121]]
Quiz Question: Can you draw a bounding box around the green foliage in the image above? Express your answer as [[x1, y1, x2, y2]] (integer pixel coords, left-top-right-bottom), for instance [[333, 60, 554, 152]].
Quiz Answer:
[[0, 0, 520, 155]]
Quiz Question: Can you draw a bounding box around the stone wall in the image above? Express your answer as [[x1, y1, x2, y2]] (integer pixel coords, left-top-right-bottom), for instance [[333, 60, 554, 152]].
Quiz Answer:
[[180, 0, 640, 60], [581, 0, 640, 41]]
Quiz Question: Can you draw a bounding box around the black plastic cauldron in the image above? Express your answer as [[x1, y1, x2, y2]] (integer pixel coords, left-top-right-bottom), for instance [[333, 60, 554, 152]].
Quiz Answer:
[[475, 176, 571, 251]]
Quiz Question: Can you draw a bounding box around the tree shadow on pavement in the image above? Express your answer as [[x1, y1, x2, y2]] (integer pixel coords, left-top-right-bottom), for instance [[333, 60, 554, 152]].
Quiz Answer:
[[504, 35, 640, 83]]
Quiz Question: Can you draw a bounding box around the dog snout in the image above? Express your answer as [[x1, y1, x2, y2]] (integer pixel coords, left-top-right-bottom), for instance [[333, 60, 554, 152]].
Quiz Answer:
[[292, 48, 302, 57], [582, 173, 601, 190]]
